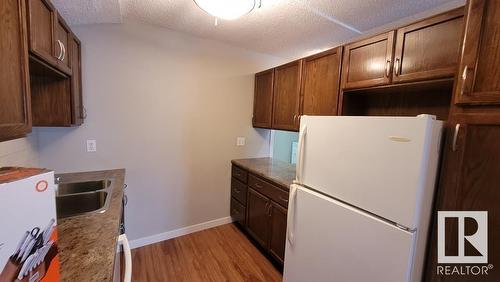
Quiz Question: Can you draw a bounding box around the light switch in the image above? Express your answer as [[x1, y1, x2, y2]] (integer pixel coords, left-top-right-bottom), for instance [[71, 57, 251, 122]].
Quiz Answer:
[[86, 140, 97, 152], [236, 137, 245, 146]]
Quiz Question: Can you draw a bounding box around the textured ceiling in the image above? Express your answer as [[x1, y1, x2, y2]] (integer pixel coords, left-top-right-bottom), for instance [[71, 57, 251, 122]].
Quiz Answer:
[[52, 0, 465, 59]]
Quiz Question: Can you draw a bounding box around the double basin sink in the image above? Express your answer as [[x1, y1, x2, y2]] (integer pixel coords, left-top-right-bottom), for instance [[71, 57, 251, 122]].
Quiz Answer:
[[56, 179, 113, 218]]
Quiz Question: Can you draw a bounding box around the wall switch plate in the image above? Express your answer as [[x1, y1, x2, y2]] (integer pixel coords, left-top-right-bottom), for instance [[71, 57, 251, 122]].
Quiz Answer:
[[86, 140, 97, 152], [236, 137, 245, 146]]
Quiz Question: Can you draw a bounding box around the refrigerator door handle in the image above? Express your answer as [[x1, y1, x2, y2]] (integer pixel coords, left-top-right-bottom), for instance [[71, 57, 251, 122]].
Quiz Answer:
[[287, 184, 299, 245], [294, 124, 307, 184]]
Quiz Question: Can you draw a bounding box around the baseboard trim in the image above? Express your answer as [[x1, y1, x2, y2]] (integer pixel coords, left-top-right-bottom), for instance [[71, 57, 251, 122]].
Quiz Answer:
[[129, 216, 233, 249]]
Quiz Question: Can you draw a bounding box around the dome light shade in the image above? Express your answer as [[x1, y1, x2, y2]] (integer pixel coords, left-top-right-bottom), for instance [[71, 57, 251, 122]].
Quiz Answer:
[[194, 0, 256, 20]]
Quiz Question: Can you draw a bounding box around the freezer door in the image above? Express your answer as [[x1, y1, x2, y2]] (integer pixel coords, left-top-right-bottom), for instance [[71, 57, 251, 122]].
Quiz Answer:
[[284, 186, 416, 282], [296, 115, 442, 228]]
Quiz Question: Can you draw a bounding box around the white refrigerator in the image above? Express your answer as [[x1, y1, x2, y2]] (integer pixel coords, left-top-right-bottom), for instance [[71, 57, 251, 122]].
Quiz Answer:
[[283, 115, 443, 282]]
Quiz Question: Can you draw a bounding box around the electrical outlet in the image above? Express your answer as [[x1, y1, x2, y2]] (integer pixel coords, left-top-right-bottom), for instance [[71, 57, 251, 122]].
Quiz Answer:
[[86, 140, 97, 152], [236, 137, 245, 146]]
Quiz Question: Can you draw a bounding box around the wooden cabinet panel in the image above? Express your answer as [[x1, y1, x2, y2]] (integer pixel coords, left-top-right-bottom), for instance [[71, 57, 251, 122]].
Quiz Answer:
[[253, 69, 274, 128], [54, 13, 71, 74], [0, 0, 31, 141], [70, 35, 83, 125], [231, 165, 248, 183], [231, 178, 247, 205], [301, 47, 342, 116], [393, 8, 464, 83], [455, 0, 500, 105], [26, 0, 55, 64], [248, 174, 289, 208], [246, 188, 271, 248], [230, 198, 246, 226], [268, 202, 287, 264], [425, 121, 500, 281], [272, 60, 302, 131], [341, 31, 395, 89]]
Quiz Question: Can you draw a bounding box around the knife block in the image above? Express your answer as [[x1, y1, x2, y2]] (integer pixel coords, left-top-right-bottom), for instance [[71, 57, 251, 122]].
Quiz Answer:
[[17, 244, 58, 282], [0, 257, 21, 282]]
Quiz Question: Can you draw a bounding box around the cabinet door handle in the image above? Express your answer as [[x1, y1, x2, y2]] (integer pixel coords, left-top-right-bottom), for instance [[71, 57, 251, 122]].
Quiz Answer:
[[255, 183, 263, 189], [233, 188, 240, 193], [452, 124, 460, 152], [267, 202, 272, 216], [279, 196, 289, 203], [56, 40, 63, 60], [385, 60, 391, 77], [394, 58, 400, 76], [61, 42, 66, 62], [232, 209, 239, 215], [460, 66, 469, 96]]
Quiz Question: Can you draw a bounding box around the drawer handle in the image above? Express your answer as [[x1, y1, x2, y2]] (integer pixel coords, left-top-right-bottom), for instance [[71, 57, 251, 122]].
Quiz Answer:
[[255, 183, 263, 188], [234, 172, 241, 177], [232, 209, 239, 215], [279, 196, 289, 203], [233, 188, 240, 193]]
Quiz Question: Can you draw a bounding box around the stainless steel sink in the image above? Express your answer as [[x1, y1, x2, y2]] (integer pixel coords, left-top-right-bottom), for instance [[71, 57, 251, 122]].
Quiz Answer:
[[55, 178, 113, 218], [57, 180, 111, 196]]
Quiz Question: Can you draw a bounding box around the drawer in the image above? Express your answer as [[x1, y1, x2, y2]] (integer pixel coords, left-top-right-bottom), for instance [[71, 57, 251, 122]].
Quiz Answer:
[[232, 165, 248, 183], [248, 174, 289, 208], [231, 197, 246, 226], [231, 178, 247, 205]]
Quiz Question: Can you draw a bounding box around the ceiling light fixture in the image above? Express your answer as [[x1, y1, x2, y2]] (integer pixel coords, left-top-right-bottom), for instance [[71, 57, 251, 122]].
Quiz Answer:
[[194, 0, 260, 20]]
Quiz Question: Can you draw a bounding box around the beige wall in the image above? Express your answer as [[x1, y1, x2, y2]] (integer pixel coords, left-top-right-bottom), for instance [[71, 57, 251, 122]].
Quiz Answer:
[[0, 136, 39, 167], [35, 22, 286, 241]]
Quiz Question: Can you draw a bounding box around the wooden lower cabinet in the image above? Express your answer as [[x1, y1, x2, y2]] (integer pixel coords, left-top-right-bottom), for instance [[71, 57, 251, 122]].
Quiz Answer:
[[268, 202, 287, 263], [425, 119, 500, 281], [230, 164, 289, 265], [247, 188, 271, 248]]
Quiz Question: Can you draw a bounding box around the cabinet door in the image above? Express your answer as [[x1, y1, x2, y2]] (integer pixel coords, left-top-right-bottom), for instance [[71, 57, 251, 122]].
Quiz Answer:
[[70, 35, 84, 125], [272, 60, 302, 131], [341, 31, 395, 90], [253, 69, 274, 128], [268, 201, 287, 264], [425, 121, 500, 281], [455, 0, 500, 105], [301, 47, 342, 116], [26, 0, 56, 64], [0, 0, 31, 141], [54, 13, 72, 74], [393, 8, 464, 83], [246, 188, 271, 248]]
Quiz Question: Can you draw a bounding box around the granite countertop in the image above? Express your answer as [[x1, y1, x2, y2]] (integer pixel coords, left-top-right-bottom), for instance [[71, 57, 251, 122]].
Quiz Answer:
[[56, 169, 125, 282], [231, 157, 296, 189]]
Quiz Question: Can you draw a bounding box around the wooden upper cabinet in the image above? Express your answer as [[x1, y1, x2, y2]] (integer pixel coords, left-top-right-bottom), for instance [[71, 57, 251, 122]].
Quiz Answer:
[[26, 0, 56, 65], [54, 13, 72, 74], [341, 31, 395, 90], [272, 60, 302, 131], [253, 69, 274, 128], [70, 35, 83, 125], [455, 0, 500, 105], [0, 0, 32, 141], [301, 47, 342, 116], [393, 8, 464, 83]]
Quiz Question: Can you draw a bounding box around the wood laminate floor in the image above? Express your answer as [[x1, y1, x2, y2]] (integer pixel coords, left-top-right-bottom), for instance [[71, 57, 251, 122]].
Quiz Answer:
[[131, 223, 283, 282]]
